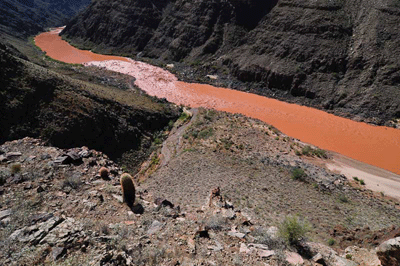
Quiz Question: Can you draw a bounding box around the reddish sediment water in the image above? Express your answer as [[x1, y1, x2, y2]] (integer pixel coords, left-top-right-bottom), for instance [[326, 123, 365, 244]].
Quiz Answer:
[[35, 28, 129, 63], [35, 29, 400, 175]]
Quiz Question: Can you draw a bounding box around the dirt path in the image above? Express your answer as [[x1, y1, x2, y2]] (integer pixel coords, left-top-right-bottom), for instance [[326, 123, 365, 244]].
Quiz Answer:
[[160, 108, 198, 167], [326, 153, 400, 200]]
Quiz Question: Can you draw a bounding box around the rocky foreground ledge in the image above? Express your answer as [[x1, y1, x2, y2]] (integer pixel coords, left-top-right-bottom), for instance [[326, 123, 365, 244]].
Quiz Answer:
[[0, 137, 399, 265]]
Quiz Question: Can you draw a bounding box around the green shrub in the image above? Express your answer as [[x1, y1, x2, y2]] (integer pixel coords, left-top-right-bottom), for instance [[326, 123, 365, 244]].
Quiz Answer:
[[327, 238, 335, 246], [191, 130, 199, 138], [167, 120, 175, 129], [150, 154, 160, 167], [292, 167, 306, 180], [278, 215, 310, 245], [313, 149, 328, 158], [346, 254, 352, 260], [339, 194, 349, 203], [352, 176, 365, 185], [10, 163, 22, 174], [178, 112, 190, 122], [204, 110, 216, 121], [198, 128, 213, 139], [301, 146, 327, 158], [301, 145, 312, 156]]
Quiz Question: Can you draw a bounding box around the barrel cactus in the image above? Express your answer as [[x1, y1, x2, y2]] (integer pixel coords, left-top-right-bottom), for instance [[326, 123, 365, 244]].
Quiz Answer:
[[120, 173, 135, 207], [99, 167, 109, 179]]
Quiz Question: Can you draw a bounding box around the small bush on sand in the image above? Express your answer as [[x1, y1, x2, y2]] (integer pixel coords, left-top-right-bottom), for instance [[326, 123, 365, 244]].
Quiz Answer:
[[301, 145, 327, 158], [313, 148, 328, 158], [278, 215, 310, 245]]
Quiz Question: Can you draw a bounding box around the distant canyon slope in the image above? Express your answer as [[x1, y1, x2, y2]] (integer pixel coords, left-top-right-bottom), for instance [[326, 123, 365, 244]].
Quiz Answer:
[[0, 0, 90, 37], [62, 0, 399, 124]]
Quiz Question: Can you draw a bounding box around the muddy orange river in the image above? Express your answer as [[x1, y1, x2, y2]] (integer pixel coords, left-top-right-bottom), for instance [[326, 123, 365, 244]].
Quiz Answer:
[[35, 28, 400, 175]]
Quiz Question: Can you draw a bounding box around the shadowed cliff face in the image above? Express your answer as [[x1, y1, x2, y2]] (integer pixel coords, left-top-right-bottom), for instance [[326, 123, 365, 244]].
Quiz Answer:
[[229, 0, 280, 29], [62, 0, 400, 123], [0, 0, 90, 37], [63, 0, 172, 53], [62, 0, 279, 59]]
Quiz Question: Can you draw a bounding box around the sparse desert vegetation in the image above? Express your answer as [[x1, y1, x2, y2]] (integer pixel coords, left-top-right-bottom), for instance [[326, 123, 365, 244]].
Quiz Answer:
[[278, 215, 310, 245]]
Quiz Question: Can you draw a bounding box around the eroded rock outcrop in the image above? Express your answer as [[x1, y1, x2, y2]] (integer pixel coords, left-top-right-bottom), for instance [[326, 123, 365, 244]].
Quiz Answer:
[[377, 237, 400, 266]]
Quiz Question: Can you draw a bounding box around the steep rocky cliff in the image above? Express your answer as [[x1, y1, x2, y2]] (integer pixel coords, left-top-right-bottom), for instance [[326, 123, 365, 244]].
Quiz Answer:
[[0, 0, 90, 37], [62, 0, 400, 124], [0, 40, 179, 172]]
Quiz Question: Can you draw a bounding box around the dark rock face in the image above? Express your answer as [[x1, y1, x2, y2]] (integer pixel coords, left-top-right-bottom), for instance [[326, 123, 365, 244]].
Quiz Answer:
[[63, 0, 171, 54], [0, 0, 90, 37], [63, 0, 279, 59], [63, 0, 400, 123]]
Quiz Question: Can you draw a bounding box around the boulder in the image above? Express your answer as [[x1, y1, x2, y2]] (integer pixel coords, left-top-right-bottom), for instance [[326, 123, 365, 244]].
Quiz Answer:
[[6, 152, 22, 159], [147, 220, 164, 235], [227, 231, 246, 239], [345, 246, 381, 266], [285, 251, 304, 265], [377, 237, 400, 266], [52, 246, 66, 261], [154, 198, 174, 208], [298, 241, 357, 266], [0, 209, 12, 220], [9, 216, 64, 244]]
